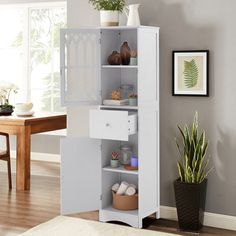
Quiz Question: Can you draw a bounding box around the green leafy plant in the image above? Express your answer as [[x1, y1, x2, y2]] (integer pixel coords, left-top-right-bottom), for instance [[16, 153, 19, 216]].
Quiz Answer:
[[176, 112, 212, 183], [89, 0, 126, 12], [184, 59, 199, 88]]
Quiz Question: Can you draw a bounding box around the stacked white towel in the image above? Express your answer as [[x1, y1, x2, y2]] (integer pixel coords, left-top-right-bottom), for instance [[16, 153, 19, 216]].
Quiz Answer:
[[112, 182, 137, 196]]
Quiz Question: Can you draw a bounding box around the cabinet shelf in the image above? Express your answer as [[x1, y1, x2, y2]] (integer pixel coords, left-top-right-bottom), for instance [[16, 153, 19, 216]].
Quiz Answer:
[[103, 165, 138, 175], [101, 206, 138, 216], [100, 105, 138, 110], [100, 206, 139, 228], [102, 65, 138, 69]]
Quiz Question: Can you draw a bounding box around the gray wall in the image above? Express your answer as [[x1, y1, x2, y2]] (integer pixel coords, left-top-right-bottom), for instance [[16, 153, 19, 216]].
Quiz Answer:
[[135, 0, 236, 217], [68, 0, 236, 217], [10, 135, 61, 155]]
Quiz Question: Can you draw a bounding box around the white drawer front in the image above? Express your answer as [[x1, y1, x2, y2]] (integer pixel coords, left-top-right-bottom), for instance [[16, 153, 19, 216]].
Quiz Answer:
[[89, 110, 137, 141]]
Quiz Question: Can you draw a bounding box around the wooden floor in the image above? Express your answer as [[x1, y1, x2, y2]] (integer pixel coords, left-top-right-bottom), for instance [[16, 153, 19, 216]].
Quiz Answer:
[[0, 160, 235, 236]]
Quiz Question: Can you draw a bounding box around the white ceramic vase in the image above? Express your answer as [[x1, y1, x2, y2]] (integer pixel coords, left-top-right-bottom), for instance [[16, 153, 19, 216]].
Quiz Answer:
[[100, 10, 119, 27], [125, 4, 141, 27]]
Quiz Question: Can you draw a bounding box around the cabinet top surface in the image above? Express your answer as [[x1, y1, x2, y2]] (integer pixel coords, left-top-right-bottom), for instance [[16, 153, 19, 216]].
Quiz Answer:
[[62, 26, 160, 31]]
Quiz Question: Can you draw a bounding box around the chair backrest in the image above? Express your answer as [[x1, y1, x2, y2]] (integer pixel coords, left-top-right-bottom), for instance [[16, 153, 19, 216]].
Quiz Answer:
[[0, 132, 10, 155]]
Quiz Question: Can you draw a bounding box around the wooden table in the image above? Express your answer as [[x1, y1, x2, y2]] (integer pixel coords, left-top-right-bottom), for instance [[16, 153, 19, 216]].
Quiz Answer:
[[0, 113, 66, 190]]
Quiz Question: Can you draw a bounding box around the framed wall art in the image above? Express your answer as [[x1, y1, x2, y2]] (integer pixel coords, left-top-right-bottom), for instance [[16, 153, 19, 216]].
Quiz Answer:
[[172, 50, 209, 96]]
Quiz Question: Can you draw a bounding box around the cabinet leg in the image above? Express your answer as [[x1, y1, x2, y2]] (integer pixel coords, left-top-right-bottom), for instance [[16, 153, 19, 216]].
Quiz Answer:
[[138, 218, 143, 228], [156, 207, 161, 219]]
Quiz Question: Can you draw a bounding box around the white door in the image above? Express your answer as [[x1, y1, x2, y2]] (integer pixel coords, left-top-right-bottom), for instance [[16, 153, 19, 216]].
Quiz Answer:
[[138, 28, 160, 218], [60, 29, 101, 106], [138, 28, 159, 107], [138, 109, 159, 218], [61, 137, 101, 215]]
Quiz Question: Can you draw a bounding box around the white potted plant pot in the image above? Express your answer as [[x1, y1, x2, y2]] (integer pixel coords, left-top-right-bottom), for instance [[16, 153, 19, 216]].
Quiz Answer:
[[110, 159, 119, 168], [129, 98, 137, 106], [100, 10, 119, 27]]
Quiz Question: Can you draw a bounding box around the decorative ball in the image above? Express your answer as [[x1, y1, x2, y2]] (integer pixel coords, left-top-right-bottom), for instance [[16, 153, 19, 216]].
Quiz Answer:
[[111, 90, 121, 100]]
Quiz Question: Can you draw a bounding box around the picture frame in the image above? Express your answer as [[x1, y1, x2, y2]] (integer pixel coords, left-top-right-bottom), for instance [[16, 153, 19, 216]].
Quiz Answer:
[[172, 50, 209, 96]]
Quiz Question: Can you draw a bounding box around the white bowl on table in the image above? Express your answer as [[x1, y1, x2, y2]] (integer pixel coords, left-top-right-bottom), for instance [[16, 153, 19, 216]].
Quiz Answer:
[[15, 102, 34, 117]]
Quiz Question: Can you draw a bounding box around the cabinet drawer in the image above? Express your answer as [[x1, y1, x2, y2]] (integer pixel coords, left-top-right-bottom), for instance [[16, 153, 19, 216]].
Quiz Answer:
[[89, 110, 137, 141]]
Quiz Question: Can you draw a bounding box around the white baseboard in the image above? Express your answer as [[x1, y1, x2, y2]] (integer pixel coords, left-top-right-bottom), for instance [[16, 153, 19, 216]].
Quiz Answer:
[[160, 206, 236, 231], [10, 150, 60, 163]]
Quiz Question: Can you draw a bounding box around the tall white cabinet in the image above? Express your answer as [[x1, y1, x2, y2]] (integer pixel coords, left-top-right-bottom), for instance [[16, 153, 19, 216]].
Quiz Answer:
[[60, 26, 160, 228]]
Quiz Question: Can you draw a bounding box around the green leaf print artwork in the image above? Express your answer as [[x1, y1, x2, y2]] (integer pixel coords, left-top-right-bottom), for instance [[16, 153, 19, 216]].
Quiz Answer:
[[183, 59, 199, 88]]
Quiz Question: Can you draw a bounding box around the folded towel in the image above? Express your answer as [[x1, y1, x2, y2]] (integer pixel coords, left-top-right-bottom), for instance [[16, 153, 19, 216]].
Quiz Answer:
[[116, 181, 129, 195], [125, 185, 136, 196], [111, 183, 120, 193], [129, 184, 137, 190]]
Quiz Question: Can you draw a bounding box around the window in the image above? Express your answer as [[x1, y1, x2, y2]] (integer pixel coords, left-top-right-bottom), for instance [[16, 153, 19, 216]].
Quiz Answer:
[[0, 2, 66, 112]]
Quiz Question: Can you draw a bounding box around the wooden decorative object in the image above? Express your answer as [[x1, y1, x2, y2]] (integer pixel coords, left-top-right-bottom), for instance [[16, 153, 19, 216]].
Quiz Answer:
[[107, 51, 121, 65], [120, 42, 131, 65], [111, 90, 121, 100], [124, 164, 138, 171]]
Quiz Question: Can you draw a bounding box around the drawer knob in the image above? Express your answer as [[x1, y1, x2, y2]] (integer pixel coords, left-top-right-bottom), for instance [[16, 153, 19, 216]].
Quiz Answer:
[[105, 123, 110, 127]]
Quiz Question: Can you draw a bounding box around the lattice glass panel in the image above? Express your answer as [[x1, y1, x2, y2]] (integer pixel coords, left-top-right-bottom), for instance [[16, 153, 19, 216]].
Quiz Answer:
[[61, 30, 100, 104]]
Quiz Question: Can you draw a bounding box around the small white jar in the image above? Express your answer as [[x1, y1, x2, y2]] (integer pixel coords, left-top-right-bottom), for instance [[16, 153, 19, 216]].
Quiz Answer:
[[120, 144, 132, 165]]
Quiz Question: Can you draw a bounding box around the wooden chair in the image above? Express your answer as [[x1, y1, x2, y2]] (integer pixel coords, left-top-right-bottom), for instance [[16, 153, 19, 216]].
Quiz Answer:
[[0, 132, 12, 189]]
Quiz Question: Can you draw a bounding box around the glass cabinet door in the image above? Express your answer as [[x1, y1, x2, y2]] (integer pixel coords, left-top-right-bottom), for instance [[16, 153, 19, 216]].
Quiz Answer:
[[60, 29, 101, 106]]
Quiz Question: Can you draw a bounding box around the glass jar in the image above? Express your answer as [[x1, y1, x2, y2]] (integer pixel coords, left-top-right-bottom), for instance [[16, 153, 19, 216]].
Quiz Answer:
[[120, 144, 132, 165], [120, 84, 134, 100]]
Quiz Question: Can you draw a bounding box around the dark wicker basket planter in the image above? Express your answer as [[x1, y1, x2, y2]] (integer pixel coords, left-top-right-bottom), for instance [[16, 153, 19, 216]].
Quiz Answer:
[[0, 105, 14, 116], [174, 178, 207, 232]]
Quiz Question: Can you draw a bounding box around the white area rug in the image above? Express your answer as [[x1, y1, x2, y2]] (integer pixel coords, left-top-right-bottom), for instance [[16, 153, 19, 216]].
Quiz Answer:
[[19, 216, 181, 236]]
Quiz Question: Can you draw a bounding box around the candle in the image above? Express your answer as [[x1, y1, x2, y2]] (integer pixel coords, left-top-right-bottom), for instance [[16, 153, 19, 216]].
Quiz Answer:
[[131, 155, 138, 168]]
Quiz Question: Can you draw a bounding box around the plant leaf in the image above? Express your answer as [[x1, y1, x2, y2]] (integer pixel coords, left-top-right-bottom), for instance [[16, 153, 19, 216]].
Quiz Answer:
[[184, 59, 199, 88], [177, 162, 184, 182], [175, 112, 213, 183]]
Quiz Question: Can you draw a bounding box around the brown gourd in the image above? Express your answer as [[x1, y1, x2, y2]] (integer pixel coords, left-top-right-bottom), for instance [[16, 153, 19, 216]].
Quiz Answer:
[[120, 42, 131, 65]]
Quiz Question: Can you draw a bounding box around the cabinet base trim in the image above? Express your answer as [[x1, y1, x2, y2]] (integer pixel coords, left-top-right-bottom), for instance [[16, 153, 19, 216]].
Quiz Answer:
[[99, 207, 141, 228]]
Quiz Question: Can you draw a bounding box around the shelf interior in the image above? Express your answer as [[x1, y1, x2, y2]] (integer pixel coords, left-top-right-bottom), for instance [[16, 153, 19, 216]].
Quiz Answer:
[[103, 165, 138, 175], [101, 206, 138, 216], [100, 105, 138, 110], [102, 65, 138, 69]]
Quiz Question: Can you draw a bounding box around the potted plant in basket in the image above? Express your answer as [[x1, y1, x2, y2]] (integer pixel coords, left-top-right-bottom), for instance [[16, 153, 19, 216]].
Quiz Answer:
[[0, 81, 18, 116], [89, 0, 126, 27], [174, 112, 212, 232]]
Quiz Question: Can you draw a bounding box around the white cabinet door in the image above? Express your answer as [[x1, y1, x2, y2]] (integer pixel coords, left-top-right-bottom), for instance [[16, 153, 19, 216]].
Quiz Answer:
[[61, 137, 101, 215], [138, 109, 159, 218], [60, 29, 101, 106], [138, 28, 159, 107]]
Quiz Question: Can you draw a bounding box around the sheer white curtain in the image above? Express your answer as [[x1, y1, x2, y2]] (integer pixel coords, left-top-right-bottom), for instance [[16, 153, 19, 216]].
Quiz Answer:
[[0, 1, 66, 112]]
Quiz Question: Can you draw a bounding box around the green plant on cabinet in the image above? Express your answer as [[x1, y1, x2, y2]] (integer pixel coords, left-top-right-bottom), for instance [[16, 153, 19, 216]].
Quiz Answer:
[[88, 0, 125, 11]]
